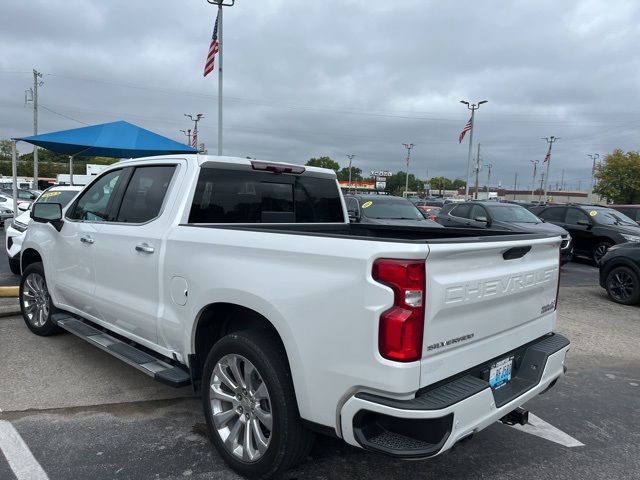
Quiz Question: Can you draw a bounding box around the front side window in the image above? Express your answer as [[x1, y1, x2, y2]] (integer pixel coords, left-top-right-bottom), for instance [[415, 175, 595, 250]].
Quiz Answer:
[[189, 168, 343, 223], [116, 165, 176, 223], [469, 205, 488, 220], [565, 208, 589, 225], [68, 170, 122, 222], [37, 190, 79, 207]]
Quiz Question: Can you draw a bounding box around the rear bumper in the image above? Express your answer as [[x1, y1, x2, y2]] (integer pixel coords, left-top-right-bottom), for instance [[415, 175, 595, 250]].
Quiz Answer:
[[340, 333, 570, 458]]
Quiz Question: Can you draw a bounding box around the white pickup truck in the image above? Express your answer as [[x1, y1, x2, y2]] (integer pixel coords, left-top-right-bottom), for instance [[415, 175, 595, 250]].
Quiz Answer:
[[19, 155, 569, 479]]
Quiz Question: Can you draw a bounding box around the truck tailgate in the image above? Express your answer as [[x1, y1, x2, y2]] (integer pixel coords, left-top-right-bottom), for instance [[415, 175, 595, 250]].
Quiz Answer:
[[420, 235, 561, 388]]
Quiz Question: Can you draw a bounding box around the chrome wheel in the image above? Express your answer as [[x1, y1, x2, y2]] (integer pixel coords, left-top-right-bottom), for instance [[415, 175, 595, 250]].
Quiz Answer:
[[210, 354, 272, 463], [21, 272, 50, 328], [607, 270, 636, 302]]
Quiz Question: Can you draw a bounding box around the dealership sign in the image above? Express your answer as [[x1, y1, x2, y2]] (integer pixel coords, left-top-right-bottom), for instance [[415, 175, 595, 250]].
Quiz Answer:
[[370, 170, 393, 177]]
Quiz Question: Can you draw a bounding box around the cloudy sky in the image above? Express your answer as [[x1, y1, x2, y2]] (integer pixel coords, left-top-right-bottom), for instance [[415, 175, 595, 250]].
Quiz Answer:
[[2, 0, 640, 190]]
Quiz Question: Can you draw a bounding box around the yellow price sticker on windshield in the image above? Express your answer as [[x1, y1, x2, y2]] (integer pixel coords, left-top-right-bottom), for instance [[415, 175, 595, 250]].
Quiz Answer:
[[362, 201, 373, 209], [589, 210, 598, 217], [40, 191, 61, 198]]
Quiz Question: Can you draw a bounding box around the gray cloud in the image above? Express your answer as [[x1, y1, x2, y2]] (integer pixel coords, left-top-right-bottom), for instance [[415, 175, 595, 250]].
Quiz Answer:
[[2, 0, 640, 190]]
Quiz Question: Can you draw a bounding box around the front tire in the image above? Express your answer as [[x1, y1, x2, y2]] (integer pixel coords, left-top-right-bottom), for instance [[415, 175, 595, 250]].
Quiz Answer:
[[202, 330, 314, 479], [19, 262, 61, 336], [8, 256, 20, 275], [605, 266, 640, 305]]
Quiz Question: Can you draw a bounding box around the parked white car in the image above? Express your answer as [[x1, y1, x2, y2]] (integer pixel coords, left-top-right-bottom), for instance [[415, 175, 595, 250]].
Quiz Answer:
[[0, 194, 16, 224], [20, 155, 569, 479], [6, 186, 82, 274]]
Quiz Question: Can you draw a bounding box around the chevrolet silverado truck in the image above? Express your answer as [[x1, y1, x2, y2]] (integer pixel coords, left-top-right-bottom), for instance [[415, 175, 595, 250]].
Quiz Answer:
[[19, 155, 569, 479]]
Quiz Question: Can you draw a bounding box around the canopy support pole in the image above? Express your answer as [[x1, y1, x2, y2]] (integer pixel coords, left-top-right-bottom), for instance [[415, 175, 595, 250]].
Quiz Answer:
[[69, 155, 74, 186], [11, 140, 18, 216]]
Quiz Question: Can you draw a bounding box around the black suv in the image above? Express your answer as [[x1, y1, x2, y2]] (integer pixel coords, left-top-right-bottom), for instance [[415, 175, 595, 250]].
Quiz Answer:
[[436, 201, 573, 264], [532, 204, 640, 263]]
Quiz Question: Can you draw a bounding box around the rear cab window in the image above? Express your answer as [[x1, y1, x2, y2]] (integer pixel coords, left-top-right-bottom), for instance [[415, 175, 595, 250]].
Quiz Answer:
[[188, 167, 344, 223]]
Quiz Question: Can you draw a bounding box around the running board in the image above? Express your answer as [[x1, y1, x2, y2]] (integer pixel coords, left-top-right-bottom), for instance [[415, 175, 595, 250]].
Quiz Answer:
[[53, 313, 191, 388]]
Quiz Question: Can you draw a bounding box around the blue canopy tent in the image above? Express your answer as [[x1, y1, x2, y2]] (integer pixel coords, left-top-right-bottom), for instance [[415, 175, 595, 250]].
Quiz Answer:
[[10, 120, 197, 213]]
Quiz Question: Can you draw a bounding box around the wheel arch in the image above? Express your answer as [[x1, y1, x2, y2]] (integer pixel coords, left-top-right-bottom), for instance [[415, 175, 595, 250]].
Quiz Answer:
[[602, 257, 640, 280], [21, 248, 43, 272], [190, 302, 290, 392]]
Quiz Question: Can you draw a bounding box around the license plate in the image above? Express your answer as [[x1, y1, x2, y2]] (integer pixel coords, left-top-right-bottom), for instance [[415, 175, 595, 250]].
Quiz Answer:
[[489, 356, 513, 389]]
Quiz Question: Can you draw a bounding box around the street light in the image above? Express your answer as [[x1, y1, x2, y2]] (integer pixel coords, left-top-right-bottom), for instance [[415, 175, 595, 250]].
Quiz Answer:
[[402, 143, 414, 196], [460, 99, 488, 199], [185, 113, 204, 150]]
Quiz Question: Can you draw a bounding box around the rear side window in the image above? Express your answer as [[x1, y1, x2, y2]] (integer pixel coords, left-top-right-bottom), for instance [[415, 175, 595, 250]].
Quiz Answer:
[[450, 204, 471, 218], [539, 207, 566, 222], [189, 168, 343, 223], [116, 165, 176, 223]]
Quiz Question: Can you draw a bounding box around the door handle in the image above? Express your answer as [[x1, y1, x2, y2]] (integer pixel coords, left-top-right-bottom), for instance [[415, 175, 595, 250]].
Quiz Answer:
[[135, 243, 155, 254], [80, 236, 94, 244]]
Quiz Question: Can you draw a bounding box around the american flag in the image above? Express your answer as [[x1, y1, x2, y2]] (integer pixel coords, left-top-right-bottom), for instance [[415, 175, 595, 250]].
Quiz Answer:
[[203, 11, 220, 77], [459, 117, 472, 143], [543, 147, 551, 163], [192, 129, 198, 148]]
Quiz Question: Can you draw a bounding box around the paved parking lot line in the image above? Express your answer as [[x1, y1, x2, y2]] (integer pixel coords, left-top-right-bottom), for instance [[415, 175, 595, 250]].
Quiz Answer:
[[0, 420, 49, 480], [510, 413, 585, 447]]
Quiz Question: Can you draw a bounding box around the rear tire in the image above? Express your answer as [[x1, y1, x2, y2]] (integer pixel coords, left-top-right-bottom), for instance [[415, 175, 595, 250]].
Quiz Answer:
[[592, 242, 613, 265], [202, 330, 314, 479], [605, 266, 640, 305], [19, 262, 61, 336], [8, 257, 20, 275]]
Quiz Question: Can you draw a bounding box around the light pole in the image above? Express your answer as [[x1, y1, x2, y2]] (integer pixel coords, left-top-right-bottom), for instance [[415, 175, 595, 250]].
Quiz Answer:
[[402, 143, 414, 196], [460, 99, 487, 199], [529, 159, 539, 199], [185, 113, 204, 151], [588, 153, 599, 192], [486, 163, 493, 191], [346, 154, 356, 192], [180, 129, 192, 146]]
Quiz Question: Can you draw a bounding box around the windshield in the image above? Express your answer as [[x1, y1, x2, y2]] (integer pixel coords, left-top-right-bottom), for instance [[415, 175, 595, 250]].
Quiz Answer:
[[360, 198, 425, 220], [36, 190, 79, 207], [487, 204, 541, 223], [590, 208, 638, 226]]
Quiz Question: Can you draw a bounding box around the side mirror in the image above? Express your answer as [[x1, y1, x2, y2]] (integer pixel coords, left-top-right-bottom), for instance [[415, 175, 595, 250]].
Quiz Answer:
[[17, 203, 30, 212], [576, 219, 591, 226], [348, 209, 360, 222], [31, 203, 63, 231]]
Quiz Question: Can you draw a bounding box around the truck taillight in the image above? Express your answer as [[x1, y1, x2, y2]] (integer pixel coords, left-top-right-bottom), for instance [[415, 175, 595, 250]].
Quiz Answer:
[[372, 259, 425, 362]]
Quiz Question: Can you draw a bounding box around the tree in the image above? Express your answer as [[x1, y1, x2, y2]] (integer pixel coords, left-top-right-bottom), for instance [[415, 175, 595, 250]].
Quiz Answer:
[[0, 140, 12, 160], [594, 149, 640, 204], [337, 166, 362, 182], [306, 156, 340, 172], [452, 178, 466, 189], [385, 171, 424, 194]]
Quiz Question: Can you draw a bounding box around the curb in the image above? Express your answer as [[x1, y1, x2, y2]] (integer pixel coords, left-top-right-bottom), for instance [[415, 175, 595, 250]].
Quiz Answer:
[[0, 286, 19, 297]]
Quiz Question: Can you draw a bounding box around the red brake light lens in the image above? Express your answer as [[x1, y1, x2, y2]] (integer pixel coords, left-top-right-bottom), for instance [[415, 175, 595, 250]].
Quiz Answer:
[[373, 259, 426, 362]]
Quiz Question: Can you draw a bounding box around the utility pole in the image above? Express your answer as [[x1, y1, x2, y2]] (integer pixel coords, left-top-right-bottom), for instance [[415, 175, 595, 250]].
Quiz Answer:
[[460, 100, 488, 199], [529, 159, 539, 200], [402, 143, 414, 196], [588, 153, 599, 192], [473, 142, 482, 199], [578, 179, 582, 191], [513, 172, 518, 200], [346, 154, 356, 192], [486, 163, 493, 191], [180, 129, 192, 146], [185, 114, 204, 151], [538, 172, 545, 204], [25, 69, 43, 189], [542, 136, 559, 199]]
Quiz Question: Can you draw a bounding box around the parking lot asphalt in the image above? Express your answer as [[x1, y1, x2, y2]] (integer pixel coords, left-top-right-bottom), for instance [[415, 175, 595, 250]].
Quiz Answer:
[[1, 262, 638, 480]]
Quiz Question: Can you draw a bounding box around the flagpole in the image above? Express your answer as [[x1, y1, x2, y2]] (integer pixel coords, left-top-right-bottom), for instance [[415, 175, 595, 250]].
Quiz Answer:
[[217, 1, 223, 156]]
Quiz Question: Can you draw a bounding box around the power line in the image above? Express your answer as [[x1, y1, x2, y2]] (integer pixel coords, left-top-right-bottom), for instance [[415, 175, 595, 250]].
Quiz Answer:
[[39, 104, 90, 125]]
